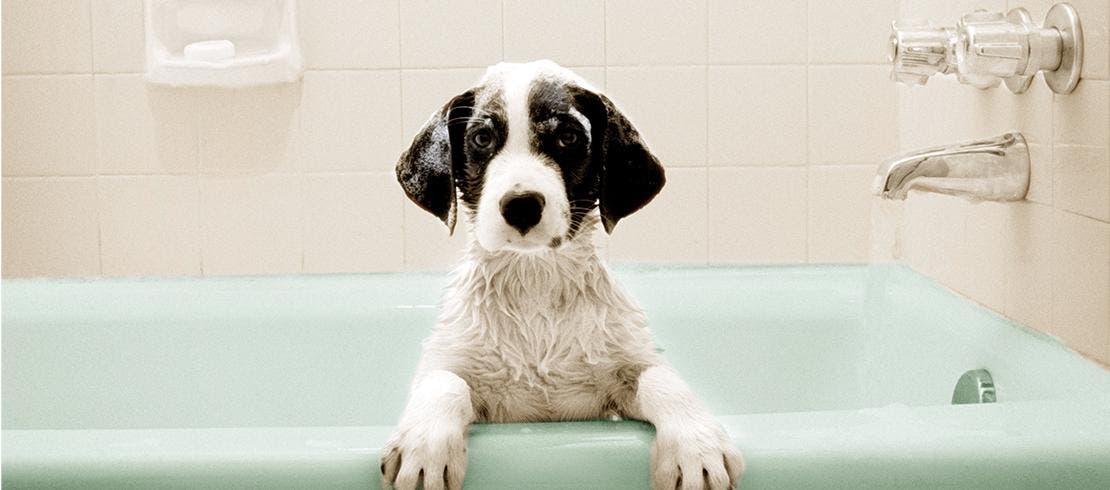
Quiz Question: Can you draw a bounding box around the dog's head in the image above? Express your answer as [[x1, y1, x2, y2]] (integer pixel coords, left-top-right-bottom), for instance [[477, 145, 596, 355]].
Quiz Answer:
[[397, 60, 665, 253]]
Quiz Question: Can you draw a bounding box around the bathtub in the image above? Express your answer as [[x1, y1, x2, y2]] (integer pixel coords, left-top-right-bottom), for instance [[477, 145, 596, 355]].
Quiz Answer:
[[3, 263, 1109, 488]]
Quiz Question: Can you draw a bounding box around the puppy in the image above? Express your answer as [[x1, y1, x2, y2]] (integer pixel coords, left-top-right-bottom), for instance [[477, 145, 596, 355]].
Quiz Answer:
[[384, 60, 743, 490]]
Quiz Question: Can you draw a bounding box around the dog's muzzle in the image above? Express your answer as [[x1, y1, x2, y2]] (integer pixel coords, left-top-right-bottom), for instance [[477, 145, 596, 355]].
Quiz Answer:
[[499, 191, 545, 235]]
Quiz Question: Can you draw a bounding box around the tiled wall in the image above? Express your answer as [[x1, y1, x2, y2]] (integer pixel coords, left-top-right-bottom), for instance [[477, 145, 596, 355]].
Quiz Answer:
[[3, 2, 1105, 363], [886, 0, 1110, 365], [1, 0, 896, 276]]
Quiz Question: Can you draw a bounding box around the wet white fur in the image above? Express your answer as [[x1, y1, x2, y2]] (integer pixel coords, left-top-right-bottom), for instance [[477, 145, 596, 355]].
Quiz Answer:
[[383, 61, 743, 490]]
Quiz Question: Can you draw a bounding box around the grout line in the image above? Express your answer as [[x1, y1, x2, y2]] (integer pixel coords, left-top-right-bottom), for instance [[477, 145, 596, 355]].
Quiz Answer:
[[1, 73, 96, 80], [703, 0, 710, 263], [803, 0, 811, 262], [195, 84, 205, 276], [0, 62, 899, 79], [397, 0, 410, 270], [299, 173, 306, 274], [89, 0, 103, 274], [1057, 207, 1110, 225], [602, 0, 608, 90], [87, 0, 96, 74], [93, 176, 105, 275]]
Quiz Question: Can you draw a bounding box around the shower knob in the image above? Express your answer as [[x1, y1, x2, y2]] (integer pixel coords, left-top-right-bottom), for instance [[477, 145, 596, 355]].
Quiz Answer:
[[888, 2, 1083, 94], [958, 11, 1028, 78], [888, 20, 956, 85]]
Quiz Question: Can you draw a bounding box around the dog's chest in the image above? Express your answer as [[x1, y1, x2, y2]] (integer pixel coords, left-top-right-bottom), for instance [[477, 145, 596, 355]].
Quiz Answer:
[[454, 306, 626, 422], [431, 251, 653, 422]]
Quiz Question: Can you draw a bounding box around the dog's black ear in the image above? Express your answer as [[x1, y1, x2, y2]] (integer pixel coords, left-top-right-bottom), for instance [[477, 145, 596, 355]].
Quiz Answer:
[[574, 89, 665, 234], [396, 91, 475, 234]]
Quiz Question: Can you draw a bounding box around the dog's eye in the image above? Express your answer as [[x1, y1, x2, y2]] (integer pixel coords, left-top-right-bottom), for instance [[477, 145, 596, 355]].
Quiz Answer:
[[556, 130, 580, 149], [470, 128, 495, 149]]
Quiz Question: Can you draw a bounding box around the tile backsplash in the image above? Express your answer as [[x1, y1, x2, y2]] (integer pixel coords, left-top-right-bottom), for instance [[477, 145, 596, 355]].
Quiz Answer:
[[1, 1, 1106, 364], [888, 0, 1110, 365], [1, 0, 891, 275]]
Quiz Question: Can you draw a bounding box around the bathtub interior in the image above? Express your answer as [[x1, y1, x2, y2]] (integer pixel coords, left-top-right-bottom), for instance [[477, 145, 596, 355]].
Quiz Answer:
[[3, 263, 1108, 433]]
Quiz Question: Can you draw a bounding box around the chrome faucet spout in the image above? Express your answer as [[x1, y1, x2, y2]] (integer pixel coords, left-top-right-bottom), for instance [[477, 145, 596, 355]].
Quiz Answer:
[[873, 132, 1030, 201]]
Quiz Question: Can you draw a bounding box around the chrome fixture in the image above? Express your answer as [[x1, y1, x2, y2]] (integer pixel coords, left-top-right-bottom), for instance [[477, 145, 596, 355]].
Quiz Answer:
[[889, 2, 1083, 94], [952, 369, 997, 404], [873, 132, 1029, 201]]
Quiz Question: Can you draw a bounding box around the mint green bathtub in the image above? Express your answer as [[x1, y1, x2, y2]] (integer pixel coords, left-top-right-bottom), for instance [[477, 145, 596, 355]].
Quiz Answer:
[[4, 264, 1110, 488]]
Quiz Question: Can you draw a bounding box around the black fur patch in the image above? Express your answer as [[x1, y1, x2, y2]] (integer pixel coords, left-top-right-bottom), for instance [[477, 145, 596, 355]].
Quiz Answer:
[[455, 95, 507, 214], [396, 91, 476, 232], [527, 79, 601, 239], [568, 86, 665, 233]]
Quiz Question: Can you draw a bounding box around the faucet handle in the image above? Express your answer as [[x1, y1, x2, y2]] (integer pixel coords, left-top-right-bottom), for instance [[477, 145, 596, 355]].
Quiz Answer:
[[888, 3, 1083, 94], [956, 10, 1028, 79], [888, 20, 956, 86]]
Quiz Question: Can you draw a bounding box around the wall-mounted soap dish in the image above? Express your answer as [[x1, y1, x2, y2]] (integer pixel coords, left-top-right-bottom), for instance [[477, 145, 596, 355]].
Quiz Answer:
[[144, 0, 303, 87]]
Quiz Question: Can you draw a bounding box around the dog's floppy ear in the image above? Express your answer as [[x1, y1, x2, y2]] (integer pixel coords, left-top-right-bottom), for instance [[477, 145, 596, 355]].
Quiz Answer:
[[574, 89, 666, 233], [396, 91, 475, 234]]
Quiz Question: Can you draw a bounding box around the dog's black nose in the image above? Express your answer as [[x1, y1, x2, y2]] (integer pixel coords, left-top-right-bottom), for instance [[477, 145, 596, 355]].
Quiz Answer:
[[500, 192, 545, 235]]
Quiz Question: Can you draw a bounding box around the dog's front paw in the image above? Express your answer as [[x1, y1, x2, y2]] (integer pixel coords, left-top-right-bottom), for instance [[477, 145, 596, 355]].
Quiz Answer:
[[380, 424, 468, 490], [650, 420, 744, 490]]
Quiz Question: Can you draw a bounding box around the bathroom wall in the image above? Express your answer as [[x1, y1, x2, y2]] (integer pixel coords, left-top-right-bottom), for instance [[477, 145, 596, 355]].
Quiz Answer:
[[1, 0, 897, 276], [888, 0, 1110, 365], [3, 1, 1105, 364]]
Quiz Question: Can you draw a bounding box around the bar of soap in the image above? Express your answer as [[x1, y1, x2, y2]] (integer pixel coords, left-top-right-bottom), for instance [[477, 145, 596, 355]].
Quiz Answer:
[[183, 40, 236, 62]]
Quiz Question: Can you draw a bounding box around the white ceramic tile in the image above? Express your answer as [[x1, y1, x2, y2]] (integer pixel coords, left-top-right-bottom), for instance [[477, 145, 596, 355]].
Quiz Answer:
[[899, 0, 1006, 23], [1105, 334, 1110, 368], [569, 66, 606, 92], [1051, 210, 1110, 359], [91, 0, 144, 73], [401, 68, 486, 139], [2, 0, 92, 74], [609, 167, 708, 263], [304, 172, 404, 273], [403, 201, 471, 271], [301, 70, 402, 173], [810, 0, 899, 64], [897, 78, 973, 152], [807, 165, 875, 263], [1054, 79, 1109, 145], [400, 0, 502, 68], [1000, 201, 1055, 331], [197, 83, 302, 174], [960, 201, 1010, 313], [707, 66, 807, 166], [870, 199, 904, 261], [95, 74, 198, 175], [2, 75, 97, 176], [2, 177, 100, 277], [899, 192, 967, 288], [606, 67, 707, 167], [605, 0, 706, 65], [199, 174, 303, 275], [1068, 0, 1110, 80], [1054, 80, 1110, 221], [298, 0, 400, 69], [707, 167, 807, 262], [99, 175, 201, 276], [503, 0, 605, 66], [1054, 144, 1110, 222], [708, 0, 806, 64], [809, 65, 898, 164]]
